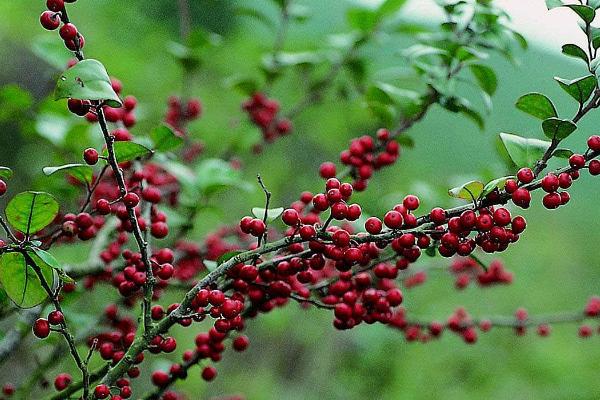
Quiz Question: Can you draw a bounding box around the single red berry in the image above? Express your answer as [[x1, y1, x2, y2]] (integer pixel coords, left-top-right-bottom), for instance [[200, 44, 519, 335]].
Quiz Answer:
[[281, 209, 300, 226], [429, 207, 446, 224], [587, 135, 600, 152], [151, 371, 169, 387], [160, 337, 177, 353], [541, 173, 559, 193], [319, 162, 336, 179], [95, 199, 111, 215], [402, 195, 420, 210], [83, 148, 99, 165], [0, 180, 6, 197], [94, 384, 111, 399], [59, 23, 78, 41], [332, 229, 351, 247], [542, 192, 561, 209], [201, 366, 217, 381], [511, 188, 531, 208], [123, 193, 139, 207], [249, 219, 266, 237], [2, 384, 15, 396], [40, 11, 61, 30], [299, 224, 316, 240], [123, 95, 137, 111], [47, 0, 65, 11], [54, 373, 72, 391], [232, 335, 250, 351], [364, 217, 382, 234], [589, 159, 600, 175], [151, 222, 169, 239], [68, 98, 89, 116], [157, 263, 174, 280], [384, 210, 403, 229], [33, 318, 50, 338], [48, 310, 64, 325], [569, 154, 586, 169], [516, 167, 534, 184], [492, 208, 511, 227]]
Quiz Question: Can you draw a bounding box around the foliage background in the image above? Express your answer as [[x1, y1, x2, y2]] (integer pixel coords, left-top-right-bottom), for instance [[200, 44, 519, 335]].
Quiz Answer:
[[0, 0, 600, 399]]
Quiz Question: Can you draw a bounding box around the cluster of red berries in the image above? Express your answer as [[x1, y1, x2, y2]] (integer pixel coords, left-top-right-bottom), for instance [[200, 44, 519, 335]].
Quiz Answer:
[[319, 128, 400, 191], [61, 211, 106, 241], [242, 92, 292, 147], [450, 258, 513, 289], [32, 310, 64, 339], [165, 96, 202, 134], [39, 0, 83, 51]]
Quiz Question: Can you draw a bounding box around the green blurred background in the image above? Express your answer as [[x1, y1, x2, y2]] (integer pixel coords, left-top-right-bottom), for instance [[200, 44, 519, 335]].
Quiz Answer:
[[1, 0, 600, 399]]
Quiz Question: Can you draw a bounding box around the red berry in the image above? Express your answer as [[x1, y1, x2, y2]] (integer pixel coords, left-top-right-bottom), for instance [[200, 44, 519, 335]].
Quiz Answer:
[[541, 173, 559, 193], [33, 318, 50, 338], [511, 188, 531, 208], [332, 229, 351, 247], [48, 310, 64, 325], [402, 195, 420, 210], [587, 135, 600, 152], [157, 263, 174, 280], [383, 210, 403, 229], [364, 217, 382, 234], [94, 384, 110, 399], [59, 23, 78, 41], [68, 98, 89, 116], [492, 208, 511, 227], [40, 11, 61, 30], [47, 0, 65, 11], [569, 154, 586, 169], [151, 222, 169, 238], [250, 219, 266, 237], [201, 366, 217, 381], [0, 180, 6, 197], [429, 207, 446, 224], [516, 167, 534, 184], [589, 159, 600, 175], [319, 162, 336, 179], [281, 209, 299, 226], [123, 96, 137, 111], [151, 371, 169, 387], [84, 148, 99, 165], [54, 373, 72, 391], [232, 335, 250, 351], [542, 192, 561, 209], [123, 193, 139, 207]]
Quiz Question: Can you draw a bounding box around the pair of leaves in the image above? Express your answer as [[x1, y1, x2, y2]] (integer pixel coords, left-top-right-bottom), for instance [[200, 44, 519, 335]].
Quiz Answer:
[[546, 2, 596, 24], [55, 59, 122, 108], [448, 176, 513, 202], [499, 132, 550, 168], [515, 93, 578, 140]]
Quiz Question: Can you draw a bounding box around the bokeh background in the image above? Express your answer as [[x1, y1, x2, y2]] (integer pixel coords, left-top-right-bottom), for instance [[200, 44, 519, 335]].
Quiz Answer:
[[1, 0, 600, 399]]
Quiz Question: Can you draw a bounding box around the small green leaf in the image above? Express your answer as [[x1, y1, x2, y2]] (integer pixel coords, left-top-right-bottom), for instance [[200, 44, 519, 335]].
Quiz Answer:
[[0, 252, 54, 308], [515, 93, 557, 120], [377, 0, 408, 17], [542, 117, 577, 140], [346, 7, 379, 32], [216, 250, 243, 266], [6, 192, 59, 235], [425, 246, 437, 257], [54, 59, 122, 107], [448, 180, 484, 201], [395, 135, 414, 148], [469, 64, 498, 95], [224, 76, 260, 96], [554, 75, 597, 104], [561, 44, 589, 64], [481, 176, 515, 198], [0, 167, 13, 180], [553, 148, 574, 159], [150, 125, 183, 152], [545, 0, 563, 9], [235, 6, 276, 30], [499, 133, 551, 168], [563, 4, 595, 24], [43, 164, 93, 185], [365, 82, 421, 106], [196, 159, 250, 196], [589, 0, 600, 10], [251, 207, 284, 222], [103, 141, 153, 163], [28, 248, 73, 283]]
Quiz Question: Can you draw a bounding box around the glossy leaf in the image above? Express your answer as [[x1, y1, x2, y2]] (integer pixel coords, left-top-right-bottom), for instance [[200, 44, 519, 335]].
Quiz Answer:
[[0, 167, 13, 180], [251, 207, 284, 222], [195, 159, 249, 196], [6, 191, 59, 234], [150, 125, 183, 152], [553, 148, 574, 159], [448, 180, 484, 201], [104, 141, 153, 163], [542, 117, 577, 140], [469, 64, 497, 95], [43, 164, 93, 185], [54, 59, 122, 107], [481, 176, 515, 198], [0, 252, 54, 308], [515, 93, 557, 120], [499, 133, 551, 168], [216, 250, 243, 266], [554, 75, 597, 104], [563, 4, 595, 24], [29, 248, 73, 283], [562, 44, 589, 64]]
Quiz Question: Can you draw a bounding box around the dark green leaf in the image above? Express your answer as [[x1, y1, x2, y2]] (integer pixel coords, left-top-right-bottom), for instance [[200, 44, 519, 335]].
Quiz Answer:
[[542, 117, 577, 140], [6, 192, 59, 234], [553, 148, 574, 159], [561, 44, 589, 64], [54, 59, 122, 107], [0, 167, 13, 180], [469, 64, 497, 95], [225, 76, 260, 96], [150, 125, 183, 152], [43, 164, 93, 185], [0, 252, 54, 308], [251, 207, 284, 222], [103, 142, 153, 163], [499, 133, 551, 168], [448, 180, 484, 201], [346, 8, 379, 32], [515, 93, 557, 120], [395, 135, 415, 148], [216, 250, 243, 266], [563, 4, 595, 24], [28, 248, 73, 283], [196, 159, 250, 196], [377, 0, 408, 17], [554, 75, 597, 104]]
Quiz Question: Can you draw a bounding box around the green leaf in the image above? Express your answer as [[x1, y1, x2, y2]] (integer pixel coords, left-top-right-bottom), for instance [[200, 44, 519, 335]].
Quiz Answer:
[[561, 44, 589, 64], [481, 176, 515, 198], [196, 159, 250, 196], [545, 0, 563, 9], [346, 8, 379, 32], [591, 27, 600, 49], [103, 141, 153, 163], [251, 207, 284, 222], [224, 76, 260, 96], [150, 125, 183, 152], [365, 82, 421, 106], [515, 93, 557, 120], [43, 164, 93, 185], [541, 117, 577, 140], [54, 59, 122, 107], [0, 252, 54, 308], [216, 250, 243, 266], [554, 75, 597, 104], [377, 0, 408, 17], [499, 133, 551, 168], [235, 6, 276, 30], [395, 135, 414, 148], [511, 31, 528, 50], [563, 4, 595, 24], [6, 192, 59, 235], [0, 167, 13, 180], [28, 248, 73, 283], [553, 148, 574, 159], [31, 35, 71, 70], [469, 64, 497, 95], [448, 180, 484, 201], [590, 0, 600, 10]]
